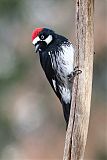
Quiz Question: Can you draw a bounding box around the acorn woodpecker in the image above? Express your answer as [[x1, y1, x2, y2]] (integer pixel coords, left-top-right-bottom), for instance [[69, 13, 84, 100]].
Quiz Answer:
[[32, 28, 80, 127]]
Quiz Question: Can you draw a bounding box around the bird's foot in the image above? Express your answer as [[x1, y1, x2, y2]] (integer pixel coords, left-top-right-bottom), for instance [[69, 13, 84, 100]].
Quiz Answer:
[[67, 66, 82, 82], [73, 66, 82, 76]]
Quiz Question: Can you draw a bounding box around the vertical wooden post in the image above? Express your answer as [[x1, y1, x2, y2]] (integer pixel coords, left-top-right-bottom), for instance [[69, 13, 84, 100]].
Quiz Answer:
[[63, 0, 94, 160]]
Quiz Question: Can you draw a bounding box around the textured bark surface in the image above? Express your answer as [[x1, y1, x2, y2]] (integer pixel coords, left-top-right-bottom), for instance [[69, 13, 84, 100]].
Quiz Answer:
[[63, 0, 94, 160]]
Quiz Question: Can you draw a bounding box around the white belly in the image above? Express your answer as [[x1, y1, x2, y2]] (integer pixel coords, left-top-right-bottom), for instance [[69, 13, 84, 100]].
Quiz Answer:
[[57, 44, 74, 76], [49, 43, 74, 104]]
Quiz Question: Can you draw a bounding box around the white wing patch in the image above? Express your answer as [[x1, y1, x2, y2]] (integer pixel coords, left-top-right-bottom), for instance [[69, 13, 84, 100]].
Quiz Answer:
[[52, 79, 56, 91]]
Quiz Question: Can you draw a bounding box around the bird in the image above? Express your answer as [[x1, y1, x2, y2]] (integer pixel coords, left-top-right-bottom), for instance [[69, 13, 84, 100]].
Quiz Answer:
[[31, 28, 81, 127]]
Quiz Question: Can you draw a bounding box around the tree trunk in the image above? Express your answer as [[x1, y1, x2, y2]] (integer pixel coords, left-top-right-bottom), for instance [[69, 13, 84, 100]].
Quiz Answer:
[[63, 0, 94, 160]]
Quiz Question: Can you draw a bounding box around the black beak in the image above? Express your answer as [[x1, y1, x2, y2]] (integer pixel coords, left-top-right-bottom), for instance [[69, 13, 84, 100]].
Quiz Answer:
[[34, 44, 40, 53]]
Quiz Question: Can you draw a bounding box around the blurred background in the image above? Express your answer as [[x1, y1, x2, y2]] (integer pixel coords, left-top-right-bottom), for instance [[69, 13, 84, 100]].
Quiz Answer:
[[0, 0, 107, 159]]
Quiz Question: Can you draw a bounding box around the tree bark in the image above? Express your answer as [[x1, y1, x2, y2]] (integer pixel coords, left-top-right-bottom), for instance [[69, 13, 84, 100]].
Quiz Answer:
[[63, 0, 94, 160]]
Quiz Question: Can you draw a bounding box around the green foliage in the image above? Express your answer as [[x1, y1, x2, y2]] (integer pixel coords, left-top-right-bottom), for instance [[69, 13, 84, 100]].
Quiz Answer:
[[95, 150, 107, 160], [0, 115, 15, 154], [93, 47, 107, 103], [0, 56, 28, 154], [0, 56, 28, 95], [0, 0, 23, 19]]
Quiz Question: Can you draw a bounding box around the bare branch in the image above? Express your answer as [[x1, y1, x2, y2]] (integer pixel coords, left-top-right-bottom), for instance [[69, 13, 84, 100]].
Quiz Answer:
[[63, 0, 94, 159]]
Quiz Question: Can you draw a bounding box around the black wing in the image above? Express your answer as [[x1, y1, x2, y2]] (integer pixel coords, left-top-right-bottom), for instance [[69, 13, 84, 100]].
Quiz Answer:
[[39, 52, 71, 126], [39, 52, 61, 101]]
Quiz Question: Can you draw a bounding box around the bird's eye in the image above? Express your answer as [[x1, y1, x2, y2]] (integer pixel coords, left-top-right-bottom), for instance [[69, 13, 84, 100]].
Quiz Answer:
[[40, 35, 45, 40]]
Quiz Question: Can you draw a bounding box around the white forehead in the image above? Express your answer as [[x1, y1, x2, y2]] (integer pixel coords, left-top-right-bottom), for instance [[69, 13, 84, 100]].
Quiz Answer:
[[32, 36, 40, 45]]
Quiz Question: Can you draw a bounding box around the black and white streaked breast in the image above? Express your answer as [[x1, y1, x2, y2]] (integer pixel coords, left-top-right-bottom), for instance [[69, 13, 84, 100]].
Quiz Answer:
[[48, 41, 74, 104]]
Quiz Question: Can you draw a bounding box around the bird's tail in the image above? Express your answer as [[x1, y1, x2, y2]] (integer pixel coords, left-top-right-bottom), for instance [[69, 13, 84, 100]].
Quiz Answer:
[[61, 101, 71, 128]]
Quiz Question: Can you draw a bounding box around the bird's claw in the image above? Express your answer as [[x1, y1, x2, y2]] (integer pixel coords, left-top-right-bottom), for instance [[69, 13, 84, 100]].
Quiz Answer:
[[73, 66, 82, 76], [67, 66, 82, 82]]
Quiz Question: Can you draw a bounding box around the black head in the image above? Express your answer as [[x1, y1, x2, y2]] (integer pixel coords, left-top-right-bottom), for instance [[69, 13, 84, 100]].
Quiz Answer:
[[32, 28, 56, 53]]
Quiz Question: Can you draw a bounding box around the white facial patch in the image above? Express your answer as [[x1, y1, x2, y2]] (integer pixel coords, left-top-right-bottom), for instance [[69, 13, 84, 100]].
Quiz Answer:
[[32, 35, 53, 46], [32, 36, 40, 45], [44, 35, 53, 45]]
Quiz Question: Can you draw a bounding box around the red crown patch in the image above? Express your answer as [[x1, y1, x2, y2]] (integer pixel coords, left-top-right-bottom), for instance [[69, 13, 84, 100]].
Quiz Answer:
[[32, 28, 43, 41]]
